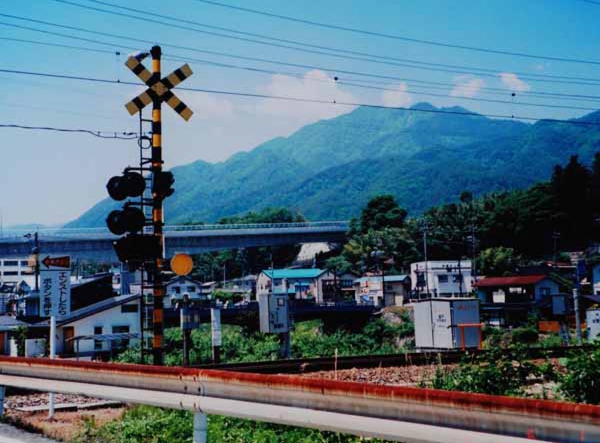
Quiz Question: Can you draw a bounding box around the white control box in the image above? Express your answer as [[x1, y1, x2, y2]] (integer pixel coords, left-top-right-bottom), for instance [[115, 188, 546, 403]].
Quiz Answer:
[[259, 293, 290, 333]]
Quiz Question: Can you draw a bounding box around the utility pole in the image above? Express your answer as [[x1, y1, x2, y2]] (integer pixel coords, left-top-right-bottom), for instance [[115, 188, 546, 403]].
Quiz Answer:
[[211, 307, 222, 364], [552, 231, 561, 267], [149, 46, 165, 366], [180, 293, 191, 366], [422, 224, 430, 298]]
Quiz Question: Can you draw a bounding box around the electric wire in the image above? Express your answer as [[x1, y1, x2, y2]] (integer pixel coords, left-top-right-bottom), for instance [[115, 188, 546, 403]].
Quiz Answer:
[[193, 0, 600, 66], [3, 19, 600, 106], [44, 1, 600, 85], [4, 34, 599, 111], [78, 0, 600, 85], [0, 124, 140, 139], [1, 68, 599, 127]]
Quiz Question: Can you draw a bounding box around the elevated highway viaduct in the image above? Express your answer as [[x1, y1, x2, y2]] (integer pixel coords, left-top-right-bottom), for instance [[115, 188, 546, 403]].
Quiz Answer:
[[0, 222, 349, 261]]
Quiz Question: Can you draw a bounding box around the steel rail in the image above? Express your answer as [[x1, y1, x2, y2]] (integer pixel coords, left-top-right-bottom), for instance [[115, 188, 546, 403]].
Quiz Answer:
[[196, 346, 593, 374], [0, 357, 597, 442]]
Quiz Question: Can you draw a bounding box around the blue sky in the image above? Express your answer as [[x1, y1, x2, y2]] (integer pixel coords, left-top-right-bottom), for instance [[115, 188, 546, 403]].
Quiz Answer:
[[1, 0, 600, 225]]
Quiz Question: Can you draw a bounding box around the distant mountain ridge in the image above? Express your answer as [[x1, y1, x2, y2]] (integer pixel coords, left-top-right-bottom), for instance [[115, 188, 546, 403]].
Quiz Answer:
[[68, 103, 600, 227]]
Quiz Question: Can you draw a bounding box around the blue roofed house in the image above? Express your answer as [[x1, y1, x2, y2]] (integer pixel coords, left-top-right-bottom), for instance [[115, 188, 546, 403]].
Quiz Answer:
[[256, 269, 356, 303]]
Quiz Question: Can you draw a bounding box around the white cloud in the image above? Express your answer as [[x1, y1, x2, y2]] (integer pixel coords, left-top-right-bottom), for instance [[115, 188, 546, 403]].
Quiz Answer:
[[252, 70, 356, 121], [185, 92, 235, 119], [381, 82, 413, 107], [499, 72, 531, 92], [450, 76, 485, 98]]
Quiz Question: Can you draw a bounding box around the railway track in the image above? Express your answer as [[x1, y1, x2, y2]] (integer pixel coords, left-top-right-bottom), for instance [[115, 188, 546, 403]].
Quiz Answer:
[[195, 345, 593, 374]]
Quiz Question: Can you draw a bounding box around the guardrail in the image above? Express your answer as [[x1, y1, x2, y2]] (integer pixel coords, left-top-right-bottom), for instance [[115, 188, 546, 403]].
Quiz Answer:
[[0, 356, 597, 442]]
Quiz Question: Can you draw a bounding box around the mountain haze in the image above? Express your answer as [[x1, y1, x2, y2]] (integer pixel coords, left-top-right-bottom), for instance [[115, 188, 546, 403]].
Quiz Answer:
[[68, 103, 600, 227]]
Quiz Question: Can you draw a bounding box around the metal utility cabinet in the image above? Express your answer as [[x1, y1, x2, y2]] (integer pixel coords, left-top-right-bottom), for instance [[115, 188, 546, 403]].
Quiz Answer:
[[259, 293, 290, 333], [414, 298, 481, 350], [587, 308, 600, 341]]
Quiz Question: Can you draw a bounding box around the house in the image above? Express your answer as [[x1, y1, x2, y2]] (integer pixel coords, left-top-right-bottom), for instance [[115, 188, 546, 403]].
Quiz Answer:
[[410, 260, 474, 299], [0, 258, 34, 285], [166, 276, 207, 306], [256, 269, 355, 303], [354, 275, 411, 306], [0, 315, 29, 355], [474, 274, 561, 326], [224, 275, 257, 294], [592, 263, 600, 295], [17, 274, 114, 319], [35, 293, 141, 358]]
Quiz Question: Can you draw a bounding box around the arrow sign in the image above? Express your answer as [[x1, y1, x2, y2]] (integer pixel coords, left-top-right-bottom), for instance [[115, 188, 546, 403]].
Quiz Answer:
[[41, 255, 71, 270]]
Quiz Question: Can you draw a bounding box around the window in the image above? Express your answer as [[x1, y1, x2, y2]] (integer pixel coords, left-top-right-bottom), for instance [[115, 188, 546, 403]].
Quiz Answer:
[[112, 325, 130, 349], [121, 303, 138, 313], [452, 274, 463, 283], [3, 271, 18, 276], [173, 286, 181, 294], [20, 261, 29, 267], [539, 287, 552, 296], [438, 275, 448, 284], [3, 261, 18, 266], [94, 326, 103, 350], [187, 286, 196, 292]]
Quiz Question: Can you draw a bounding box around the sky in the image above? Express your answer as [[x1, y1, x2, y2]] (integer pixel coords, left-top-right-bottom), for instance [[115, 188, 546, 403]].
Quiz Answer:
[[1, 0, 600, 226]]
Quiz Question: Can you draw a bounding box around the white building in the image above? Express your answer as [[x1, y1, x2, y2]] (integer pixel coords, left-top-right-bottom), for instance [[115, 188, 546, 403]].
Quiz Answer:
[[166, 276, 210, 306], [592, 263, 600, 295], [410, 260, 473, 298], [256, 269, 356, 303], [39, 294, 141, 357], [354, 275, 411, 307], [0, 258, 35, 285]]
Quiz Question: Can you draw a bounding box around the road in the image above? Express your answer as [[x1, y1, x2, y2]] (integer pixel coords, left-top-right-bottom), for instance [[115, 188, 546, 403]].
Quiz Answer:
[[0, 423, 57, 443]]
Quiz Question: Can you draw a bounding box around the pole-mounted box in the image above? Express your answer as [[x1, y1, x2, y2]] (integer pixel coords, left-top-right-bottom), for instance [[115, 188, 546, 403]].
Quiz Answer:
[[259, 293, 290, 333]]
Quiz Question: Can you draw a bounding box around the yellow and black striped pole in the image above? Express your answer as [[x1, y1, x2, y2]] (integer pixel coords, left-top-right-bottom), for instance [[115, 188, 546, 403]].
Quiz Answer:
[[150, 45, 165, 366]]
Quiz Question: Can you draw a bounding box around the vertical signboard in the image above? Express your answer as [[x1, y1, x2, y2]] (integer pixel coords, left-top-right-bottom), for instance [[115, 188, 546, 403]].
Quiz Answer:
[[40, 255, 71, 318]]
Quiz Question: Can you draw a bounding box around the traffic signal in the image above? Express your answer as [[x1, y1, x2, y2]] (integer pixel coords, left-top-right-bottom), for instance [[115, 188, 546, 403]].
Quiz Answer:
[[113, 234, 161, 268], [106, 207, 146, 235], [153, 171, 175, 198], [106, 171, 146, 201]]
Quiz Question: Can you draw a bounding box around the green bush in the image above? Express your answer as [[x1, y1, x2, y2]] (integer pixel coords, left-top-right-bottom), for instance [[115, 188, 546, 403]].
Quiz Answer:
[[118, 318, 412, 367], [559, 347, 600, 404], [74, 406, 391, 443], [510, 326, 538, 345], [429, 348, 538, 396]]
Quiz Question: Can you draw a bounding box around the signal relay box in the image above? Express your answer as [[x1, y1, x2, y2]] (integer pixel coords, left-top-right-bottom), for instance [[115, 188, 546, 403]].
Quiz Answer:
[[259, 293, 290, 333]]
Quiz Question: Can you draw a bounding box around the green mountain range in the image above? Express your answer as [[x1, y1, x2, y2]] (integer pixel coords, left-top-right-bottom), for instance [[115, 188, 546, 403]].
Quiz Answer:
[[68, 103, 600, 227]]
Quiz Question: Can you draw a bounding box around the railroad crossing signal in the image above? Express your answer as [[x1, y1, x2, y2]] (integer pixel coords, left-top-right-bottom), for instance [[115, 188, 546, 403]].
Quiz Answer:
[[124, 55, 194, 121]]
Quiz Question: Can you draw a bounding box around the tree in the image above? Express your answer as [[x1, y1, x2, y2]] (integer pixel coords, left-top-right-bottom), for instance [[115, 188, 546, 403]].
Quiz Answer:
[[324, 256, 353, 301], [476, 247, 520, 276], [192, 207, 305, 281], [358, 195, 407, 234]]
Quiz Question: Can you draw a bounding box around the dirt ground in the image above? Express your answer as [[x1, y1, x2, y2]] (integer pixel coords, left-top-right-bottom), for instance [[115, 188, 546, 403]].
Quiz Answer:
[[304, 364, 446, 386], [5, 395, 125, 442]]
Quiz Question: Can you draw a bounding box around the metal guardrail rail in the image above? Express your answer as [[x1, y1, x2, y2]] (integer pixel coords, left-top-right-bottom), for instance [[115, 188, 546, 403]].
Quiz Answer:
[[0, 356, 597, 442]]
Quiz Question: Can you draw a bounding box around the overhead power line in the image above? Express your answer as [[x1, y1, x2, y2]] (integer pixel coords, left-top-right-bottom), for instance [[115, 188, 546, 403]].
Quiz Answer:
[[75, 0, 600, 85], [4, 16, 600, 104], [4, 34, 600, 111], [193, 0, 600, 66], [45, 1, 600, 85], [0, 68, 598, 128], [0, 124, 140, 139]]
